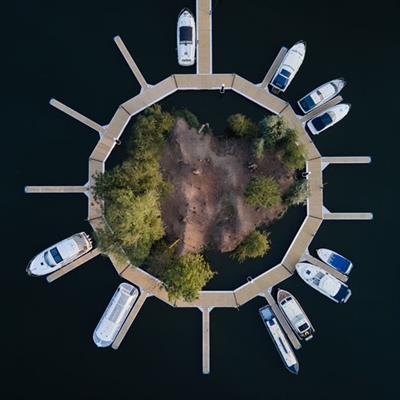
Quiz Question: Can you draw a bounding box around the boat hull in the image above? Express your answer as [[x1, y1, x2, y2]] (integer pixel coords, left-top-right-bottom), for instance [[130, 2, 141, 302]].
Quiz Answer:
[[177, 8, 196, 66], [296, 263, 352, 304], [277, 289, 315, 341]]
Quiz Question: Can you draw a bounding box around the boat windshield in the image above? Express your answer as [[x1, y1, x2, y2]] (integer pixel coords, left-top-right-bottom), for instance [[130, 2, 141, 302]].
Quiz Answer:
[[280, 69, 291, 78], [311, 112, 333, 131], [298, 322, 309, 332], [50, 247, 63, 264], [272, 74, 288, 89], [179, 26, 193, 43], [43, 251, 55, 267], [299, 95, 316, 112]]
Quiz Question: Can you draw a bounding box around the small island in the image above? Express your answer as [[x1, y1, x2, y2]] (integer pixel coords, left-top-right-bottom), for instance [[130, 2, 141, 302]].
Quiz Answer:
[[94, 105, 308, 302]]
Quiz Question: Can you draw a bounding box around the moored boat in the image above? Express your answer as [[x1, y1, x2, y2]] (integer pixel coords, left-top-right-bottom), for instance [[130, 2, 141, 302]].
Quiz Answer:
[[27, 232, 92, 276], [277, 289, 315, 341], [306, 103, 351, 135], [177, 8, 196, 66], [297, 78, 346, 114], [317, 248, 353, 275], [93, 283, 139, 348], [259, 305, 299, 374], [296, 263, 352, 304], [270, 41, 306, 93]]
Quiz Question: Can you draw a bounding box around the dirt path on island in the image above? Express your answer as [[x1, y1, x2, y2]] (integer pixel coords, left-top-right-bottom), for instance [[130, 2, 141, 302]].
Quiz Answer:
[[159, 118, 294, 255]]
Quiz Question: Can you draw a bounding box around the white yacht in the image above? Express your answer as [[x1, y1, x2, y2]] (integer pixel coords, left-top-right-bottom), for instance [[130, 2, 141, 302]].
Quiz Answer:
[[297, 78, 346, 114], [93, 283, 139, 348], [296, 263, 352, 304], [270, 41, 306, 93], [177, 8, 196, 66], [27, 232, 92, 276], [317, 248, 353, 275], [259, 305, 299, 374], [277, 289, 315, 341], [306, 103, 351, 135]]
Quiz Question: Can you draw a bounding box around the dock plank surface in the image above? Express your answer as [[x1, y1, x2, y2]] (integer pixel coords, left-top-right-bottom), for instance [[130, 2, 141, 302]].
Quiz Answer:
[[197, 0, 212, 74], [46, 248, 100, 283], [260, 47, 287, 88], [112, 290, 148, 350], [25, 186, 87, 194], [202, 308, 211, 374], [263, 290, 301, 350], [301, 253, 348, 282]]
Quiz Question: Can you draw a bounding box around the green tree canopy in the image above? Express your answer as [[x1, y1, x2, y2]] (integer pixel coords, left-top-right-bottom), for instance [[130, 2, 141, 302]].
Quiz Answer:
[[259, 115, 287, 148], [245, 176, 282, 208], [160, 253, 215, 302], [227, 113, 258, 138], [284, 179, 309, 206], [231, 230, 270, 263]]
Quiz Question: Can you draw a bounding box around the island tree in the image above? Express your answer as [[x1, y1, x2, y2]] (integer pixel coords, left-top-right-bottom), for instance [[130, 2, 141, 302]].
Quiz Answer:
[[231, 230, 271, 262], [245, 176, 282, 208]]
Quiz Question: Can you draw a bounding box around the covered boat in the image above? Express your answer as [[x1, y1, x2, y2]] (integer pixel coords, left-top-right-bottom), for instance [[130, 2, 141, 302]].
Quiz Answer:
[[296, 263, 352, 304], [317, 248, 353, 275], [177, 8, 196, 66], [27, 232, 92, 276], [259, 305, 299, 374], [270, 41, 306, 93], [277, 289, 315, 341], [297, 78, 346, 114], [306, 103, 351, 135], [93, 283, 139, 348]]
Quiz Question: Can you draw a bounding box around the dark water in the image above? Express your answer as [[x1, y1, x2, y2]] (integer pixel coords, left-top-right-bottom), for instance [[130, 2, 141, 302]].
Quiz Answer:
[[4, 0, 399, 398]]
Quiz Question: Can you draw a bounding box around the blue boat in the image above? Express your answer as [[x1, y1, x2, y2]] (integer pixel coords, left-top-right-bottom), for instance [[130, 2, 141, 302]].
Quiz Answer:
[[259, 305, 299, 374], [317, 248, 353, 275]]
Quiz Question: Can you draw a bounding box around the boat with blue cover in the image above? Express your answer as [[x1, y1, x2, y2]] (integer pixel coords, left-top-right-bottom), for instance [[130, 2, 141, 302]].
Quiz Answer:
[[259, 305, 299, 374], [296, 263, 352, 304], [317, 248, 353, 275]]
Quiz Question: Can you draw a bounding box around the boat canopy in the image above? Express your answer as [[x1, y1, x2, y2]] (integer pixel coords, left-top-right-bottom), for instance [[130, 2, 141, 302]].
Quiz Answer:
[[179, 26, 193, 43], [329, 254, 351, 273], [312, 113, 333, 131]]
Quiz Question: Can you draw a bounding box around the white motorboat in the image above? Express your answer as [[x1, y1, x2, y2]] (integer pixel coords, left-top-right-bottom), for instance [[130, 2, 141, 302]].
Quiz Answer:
[[177, 8, 196, 66], [297, 78, 346, 114], [306, 103, 351, 135], [317, 248, 353, 275], [259, 305, 299, 374], [27, 232, 92, 276], [296, 263, 352, 303], [93, 283, 139, 348], [277, 289, 315, 341], [270, 41, 306, 93]]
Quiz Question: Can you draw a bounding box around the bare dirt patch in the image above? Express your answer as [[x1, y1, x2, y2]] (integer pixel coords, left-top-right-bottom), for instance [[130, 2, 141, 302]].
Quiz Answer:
[[159, 118, 294, 255]]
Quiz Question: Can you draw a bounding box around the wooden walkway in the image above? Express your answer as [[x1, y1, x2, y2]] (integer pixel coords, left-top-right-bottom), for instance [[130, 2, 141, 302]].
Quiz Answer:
[[260, 47, 287, 88], [262, 290, 301, 350], [46, 248, 100, 283], [25, 186, 87, 194], [201, 308, 211, 374], [301, 252, 348, 282], [111, 290, 148, 350], [196, 0, 212, 74]]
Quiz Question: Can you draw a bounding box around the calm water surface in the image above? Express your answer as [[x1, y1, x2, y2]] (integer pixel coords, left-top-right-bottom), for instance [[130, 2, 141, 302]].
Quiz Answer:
[[4, 0, 399, 399]]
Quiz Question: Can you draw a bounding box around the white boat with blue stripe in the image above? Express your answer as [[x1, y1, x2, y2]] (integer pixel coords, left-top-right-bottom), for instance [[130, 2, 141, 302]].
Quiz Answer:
[[297, 78, 346, 114], [296, 263, 352, 304], [177, 8, 196, 66], [270, 41, 306, 93], [259, 305, 299, 374], [317, 248, 353, 275], [93, 283, 139, 347]]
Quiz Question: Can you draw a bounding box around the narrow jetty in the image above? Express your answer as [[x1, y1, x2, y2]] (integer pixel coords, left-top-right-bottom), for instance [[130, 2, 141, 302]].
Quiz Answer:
[[201, 307, 211, 374], [112, 290, 148, 350], [260, 47, 287, 88], [262, 290, 301, 350], [25, 186, 88, 194], [301, 252, 348, 282], [46, 248, 100, 283], [299, 95, 343, 123], [196, 0, 213, 74]]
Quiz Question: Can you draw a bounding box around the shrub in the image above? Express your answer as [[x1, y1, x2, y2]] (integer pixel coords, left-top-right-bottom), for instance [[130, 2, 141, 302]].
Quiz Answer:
[[160, 253, 215, 302], [259, 115, 287, 148], [284, 179, 309, 206], [245, 176, 282, 208], [173, 109, 200, 129], [227, 113, 258, 138], [231, 230, 270, 262], [251, 137, 265, 160]]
